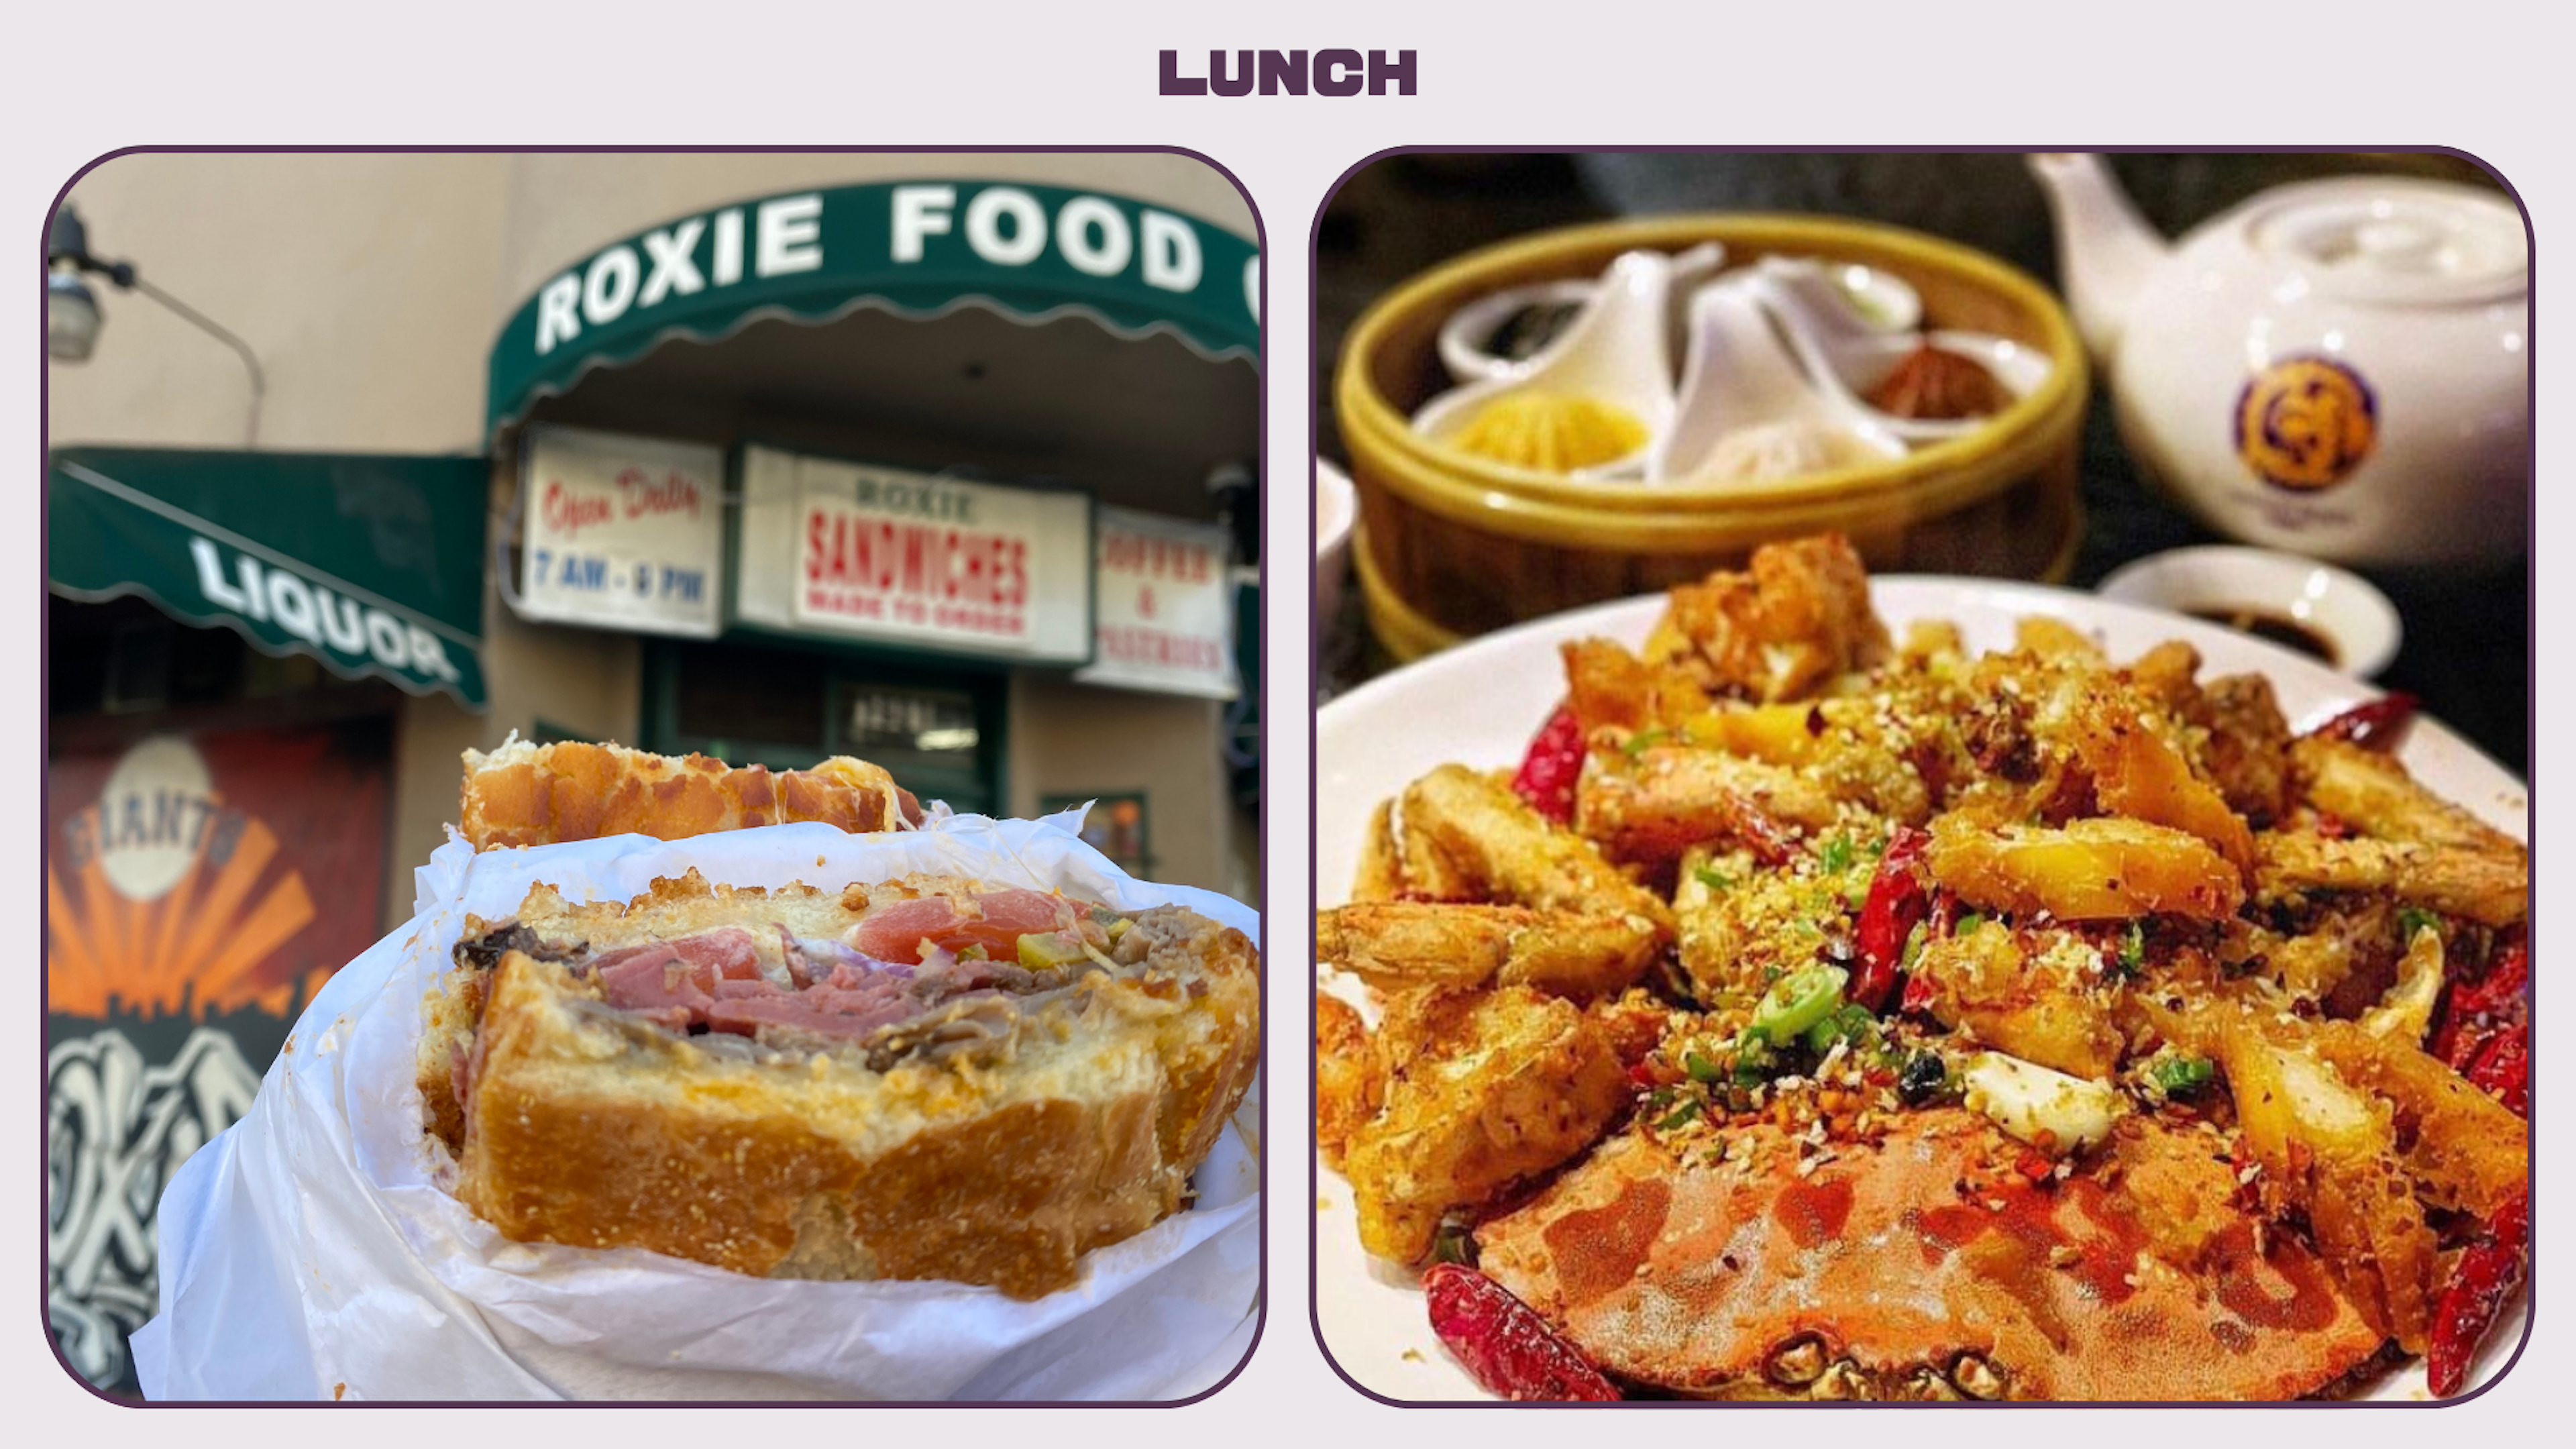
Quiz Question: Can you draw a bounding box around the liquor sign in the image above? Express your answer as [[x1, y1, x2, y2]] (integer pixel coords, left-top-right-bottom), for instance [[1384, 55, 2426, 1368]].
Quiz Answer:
[[735, 445, 1091, 664], [1074, 506, 1240, 700], [517, 425, 724, 637], [46, 724, 391, 1394], [48, 449, 490, 708]]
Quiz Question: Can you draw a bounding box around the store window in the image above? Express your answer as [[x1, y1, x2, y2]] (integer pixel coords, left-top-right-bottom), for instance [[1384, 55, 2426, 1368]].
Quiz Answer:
[[1042, 790, 1152, 876], [642, 637, 1004, 816]]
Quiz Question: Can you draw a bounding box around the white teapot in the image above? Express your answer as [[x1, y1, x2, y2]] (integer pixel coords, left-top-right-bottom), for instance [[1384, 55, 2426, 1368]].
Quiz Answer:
[[2030, 154, 2528, 569]]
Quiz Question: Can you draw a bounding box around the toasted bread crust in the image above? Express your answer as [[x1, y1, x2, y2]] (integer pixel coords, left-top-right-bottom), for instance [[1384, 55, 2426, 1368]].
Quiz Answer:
[[441, 884, 1260, 1298], [460, 738, 921, 851]]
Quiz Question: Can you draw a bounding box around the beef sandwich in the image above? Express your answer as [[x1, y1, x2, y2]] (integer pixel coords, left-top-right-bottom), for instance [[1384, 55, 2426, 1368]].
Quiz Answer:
[[419, 869, 1260, 1298]]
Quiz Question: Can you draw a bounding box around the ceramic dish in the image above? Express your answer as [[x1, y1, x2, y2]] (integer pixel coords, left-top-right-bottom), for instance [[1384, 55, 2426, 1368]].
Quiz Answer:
[[1338, 216, 2089, 659], [1313, 577, 2528, 1403], [2098, 545, 2402, 680], [1316, 460, 1358, 637]]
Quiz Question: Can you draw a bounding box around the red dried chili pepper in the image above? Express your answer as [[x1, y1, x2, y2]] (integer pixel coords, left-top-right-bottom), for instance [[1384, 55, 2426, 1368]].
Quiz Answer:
[[2434, 930, 2528, 1071], [1849, 826, 1931, 1012], [1424, 1262, 1622, 1401], [2466, 1026, 2530, 1118], [1510, 705, 1585, 825], [2304, 692, 2419, 751], [2427, 1190, 2530, 1398]]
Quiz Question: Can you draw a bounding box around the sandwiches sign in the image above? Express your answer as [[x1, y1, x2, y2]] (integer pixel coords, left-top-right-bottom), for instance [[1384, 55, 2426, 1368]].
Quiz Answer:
[[515, 425, 725, 638], [1075, 507, 1240, 700], [735, 445, 1091, 664]]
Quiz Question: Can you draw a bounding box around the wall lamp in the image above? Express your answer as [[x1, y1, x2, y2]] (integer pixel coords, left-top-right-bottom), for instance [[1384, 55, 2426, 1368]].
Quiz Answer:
[[48, 205, 267, 446]]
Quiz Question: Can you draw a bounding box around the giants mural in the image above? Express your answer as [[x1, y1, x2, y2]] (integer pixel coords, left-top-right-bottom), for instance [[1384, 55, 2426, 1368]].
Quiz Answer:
[[45, 721, 389, 1394]]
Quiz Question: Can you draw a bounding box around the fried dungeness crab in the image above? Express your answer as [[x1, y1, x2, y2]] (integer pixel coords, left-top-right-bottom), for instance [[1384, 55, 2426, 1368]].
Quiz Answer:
[[1316, 533, 2529, 1401]]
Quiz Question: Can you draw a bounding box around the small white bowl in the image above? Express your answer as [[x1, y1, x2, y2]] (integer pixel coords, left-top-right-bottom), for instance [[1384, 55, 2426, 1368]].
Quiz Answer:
[[1316, 459, 1358, 638], [2098, 545, 2402, 679]]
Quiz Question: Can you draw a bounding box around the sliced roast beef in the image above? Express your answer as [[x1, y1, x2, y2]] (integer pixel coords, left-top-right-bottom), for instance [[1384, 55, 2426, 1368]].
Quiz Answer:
[[468, 893, 1136, 1074], [592, 928, 767, 1026]]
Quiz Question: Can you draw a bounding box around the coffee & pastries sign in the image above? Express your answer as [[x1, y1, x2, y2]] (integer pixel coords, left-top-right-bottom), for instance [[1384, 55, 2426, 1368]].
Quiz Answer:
[[735, 445, 1091, 663], [515, 425, 724, 637], [1075, 507, 1239, 700]]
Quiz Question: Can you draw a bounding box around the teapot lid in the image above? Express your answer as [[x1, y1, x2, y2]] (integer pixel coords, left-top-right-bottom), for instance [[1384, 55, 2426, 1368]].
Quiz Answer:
[[2242, 178, 2526, 306]]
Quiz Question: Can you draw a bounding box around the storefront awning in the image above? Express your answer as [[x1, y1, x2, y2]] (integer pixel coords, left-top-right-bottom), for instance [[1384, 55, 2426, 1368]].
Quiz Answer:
[[486, 180, 1261, 433], [47, 448, 491, 709]]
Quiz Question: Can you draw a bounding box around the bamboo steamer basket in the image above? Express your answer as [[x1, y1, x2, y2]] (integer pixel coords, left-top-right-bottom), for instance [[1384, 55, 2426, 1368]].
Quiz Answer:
[[1338, 215, 2089, 662]]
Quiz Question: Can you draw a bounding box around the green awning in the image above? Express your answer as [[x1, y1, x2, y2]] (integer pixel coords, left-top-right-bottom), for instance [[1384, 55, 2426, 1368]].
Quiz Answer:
[[47, 448, 491, 709], [486, 180, 1260, 431]]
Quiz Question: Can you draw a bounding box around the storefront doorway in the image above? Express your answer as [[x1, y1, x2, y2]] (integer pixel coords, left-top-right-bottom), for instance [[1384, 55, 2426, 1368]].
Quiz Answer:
[[639, 636, 1008, 817]]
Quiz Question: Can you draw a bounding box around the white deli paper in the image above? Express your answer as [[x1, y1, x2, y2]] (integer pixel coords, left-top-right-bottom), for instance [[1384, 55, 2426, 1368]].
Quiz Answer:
[[130, 810, 1262, 1401]]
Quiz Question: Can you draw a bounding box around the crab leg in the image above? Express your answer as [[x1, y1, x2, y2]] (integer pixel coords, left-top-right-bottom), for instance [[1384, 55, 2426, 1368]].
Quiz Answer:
[[1316, 902, 1660, 1000], [2255, 833, 2528, 928], [1575, 745, 1827, 867]]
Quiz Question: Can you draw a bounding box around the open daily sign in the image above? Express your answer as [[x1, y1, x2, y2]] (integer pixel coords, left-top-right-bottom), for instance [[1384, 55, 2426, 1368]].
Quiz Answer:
[[516, 425, 724, 638]]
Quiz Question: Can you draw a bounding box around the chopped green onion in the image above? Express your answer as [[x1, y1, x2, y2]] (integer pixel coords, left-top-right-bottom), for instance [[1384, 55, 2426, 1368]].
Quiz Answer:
[[1431, 1222, 1478, 1267], [1656, 1099, 1704, 1130], [2149, 1055, 2216, 1097], [2116, 922, 2146, 977], [2398, 907, 2441, 942], [1952, 911, 1988, 938], [1753, 964, 1849, 1040], [1733, 1026, 1779, 1085], [1817, 835, 1855, 874], [1803, 1002, 1880, 1055], [1899, 922, 1929, 970], [1682, 1049, 1724, 1084], [1693, 865, 1735, 894], [1622, 729, 1670, 759]]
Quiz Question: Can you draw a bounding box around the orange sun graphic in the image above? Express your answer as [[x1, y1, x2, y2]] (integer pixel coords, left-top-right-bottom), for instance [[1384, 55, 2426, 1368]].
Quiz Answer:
[[46, 803, 321, 1018]]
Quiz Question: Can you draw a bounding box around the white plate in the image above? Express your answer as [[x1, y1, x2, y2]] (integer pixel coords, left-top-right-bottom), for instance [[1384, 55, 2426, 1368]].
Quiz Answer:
[[1316, 460, 1356, 638], [1313, 576, 2530, 1404]]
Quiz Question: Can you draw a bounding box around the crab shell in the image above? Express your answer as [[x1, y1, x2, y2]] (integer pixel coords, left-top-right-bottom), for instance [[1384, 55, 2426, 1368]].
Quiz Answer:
[[1474, 1109, 2385, 1400]]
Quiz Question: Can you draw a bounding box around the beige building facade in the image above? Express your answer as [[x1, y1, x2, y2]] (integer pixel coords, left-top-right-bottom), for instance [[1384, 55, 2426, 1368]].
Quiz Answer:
[[48, 151, 1263, 928]]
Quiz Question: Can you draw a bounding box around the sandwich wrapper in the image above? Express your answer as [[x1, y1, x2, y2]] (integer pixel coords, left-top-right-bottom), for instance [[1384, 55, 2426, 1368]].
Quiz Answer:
[[131, 809, 1262, 1401]]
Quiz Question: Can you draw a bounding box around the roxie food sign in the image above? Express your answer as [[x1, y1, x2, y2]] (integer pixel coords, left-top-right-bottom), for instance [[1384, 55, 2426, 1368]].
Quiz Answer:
[[488, 180, 1262, 428]]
